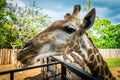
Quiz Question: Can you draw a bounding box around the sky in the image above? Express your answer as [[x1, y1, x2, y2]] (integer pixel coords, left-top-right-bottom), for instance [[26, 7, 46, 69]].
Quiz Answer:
[[7, 0, 120, 24]]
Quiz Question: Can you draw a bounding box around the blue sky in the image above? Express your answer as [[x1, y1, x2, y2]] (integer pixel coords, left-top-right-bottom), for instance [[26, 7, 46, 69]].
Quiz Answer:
[[7, 0, 120, 24]]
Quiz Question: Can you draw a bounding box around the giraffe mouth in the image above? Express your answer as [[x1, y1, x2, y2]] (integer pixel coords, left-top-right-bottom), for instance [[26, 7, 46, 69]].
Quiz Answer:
[[21, 59, 34, 65], [19, 54, 37, 65]]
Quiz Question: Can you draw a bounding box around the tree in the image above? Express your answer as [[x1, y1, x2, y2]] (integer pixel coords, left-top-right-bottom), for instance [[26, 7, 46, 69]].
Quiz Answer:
[[11, 2, 51, 48], [0, 0, 51, 48], [80, 1, 120, 48], [0, 0, 18, 48], [87, 18, 120, 48]]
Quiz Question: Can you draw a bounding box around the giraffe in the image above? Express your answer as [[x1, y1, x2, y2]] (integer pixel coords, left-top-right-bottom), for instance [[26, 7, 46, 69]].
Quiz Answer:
[[74, 32, 116, 80], [17, 5, 115, 80]]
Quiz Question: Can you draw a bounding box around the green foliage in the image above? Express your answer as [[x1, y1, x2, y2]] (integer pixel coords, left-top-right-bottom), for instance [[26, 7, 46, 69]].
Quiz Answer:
[[104, 58, 120, 69], [83, 1, 92, 11], [0, 23, 18, 48], [0, 0, 6, 8], [88, 18, 120, 48], [82, 1, 120, 48], [13, 4, 51, 47], [11, 40, 22, 48], [0, 0, 51, 48], [0, 0, 18, 48]]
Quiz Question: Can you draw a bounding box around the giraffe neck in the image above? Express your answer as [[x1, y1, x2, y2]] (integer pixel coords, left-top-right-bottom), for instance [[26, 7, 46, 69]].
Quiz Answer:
[[78, 33, 115, 80]]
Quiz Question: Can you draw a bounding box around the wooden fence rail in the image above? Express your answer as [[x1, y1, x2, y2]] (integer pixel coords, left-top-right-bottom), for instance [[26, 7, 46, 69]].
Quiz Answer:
[[0, 49, 120, 65]]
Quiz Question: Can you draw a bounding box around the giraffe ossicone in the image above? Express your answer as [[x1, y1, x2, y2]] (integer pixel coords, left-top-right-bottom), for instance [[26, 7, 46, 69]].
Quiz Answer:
[[17, 5, 115, 80]]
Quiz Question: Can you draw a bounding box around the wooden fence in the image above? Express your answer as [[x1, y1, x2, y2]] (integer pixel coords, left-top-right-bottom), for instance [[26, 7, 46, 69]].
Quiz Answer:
[[0, 49, 120, 65], [0, 49, 19, 65], [99, 49, 120, 58]]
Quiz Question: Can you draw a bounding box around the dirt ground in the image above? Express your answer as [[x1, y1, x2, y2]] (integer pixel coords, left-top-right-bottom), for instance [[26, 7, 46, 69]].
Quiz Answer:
[[0, 63, 43, 80], [0, 64, 120, 80], [111, 67, 120, 80]]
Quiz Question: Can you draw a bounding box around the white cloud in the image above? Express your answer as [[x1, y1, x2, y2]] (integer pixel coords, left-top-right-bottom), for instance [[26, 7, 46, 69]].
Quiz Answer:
[[42, 6, 88, 22], [42, 9, 70, 22], [110, 14, 120, 24], [7, 0, 26, 8], [42, 8, 91, 23], [112, 14, 120, 19], [94, 0, 120, 4], [96, 7, 111, 17], [55, 5, 64, 9]]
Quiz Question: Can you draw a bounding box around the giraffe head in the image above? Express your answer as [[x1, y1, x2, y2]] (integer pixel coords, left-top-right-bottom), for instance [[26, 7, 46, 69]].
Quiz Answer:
[[17, 5, 96, 65]]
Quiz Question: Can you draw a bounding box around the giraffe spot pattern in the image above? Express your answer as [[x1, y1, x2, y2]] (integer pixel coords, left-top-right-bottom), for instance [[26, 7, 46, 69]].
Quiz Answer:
[[88, 48, 92, 56], [89, 54, 94, 62]]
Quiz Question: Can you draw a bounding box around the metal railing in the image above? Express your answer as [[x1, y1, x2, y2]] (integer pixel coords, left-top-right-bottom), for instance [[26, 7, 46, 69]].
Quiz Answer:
[[0, 57, 103, 80]]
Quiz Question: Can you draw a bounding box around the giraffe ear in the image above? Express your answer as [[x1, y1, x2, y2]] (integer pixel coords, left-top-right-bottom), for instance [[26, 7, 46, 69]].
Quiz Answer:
[[82, 8, 96, 30]]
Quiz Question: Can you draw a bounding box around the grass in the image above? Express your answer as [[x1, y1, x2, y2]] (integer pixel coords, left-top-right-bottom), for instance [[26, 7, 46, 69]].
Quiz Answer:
[[104, 58, 120, 69]]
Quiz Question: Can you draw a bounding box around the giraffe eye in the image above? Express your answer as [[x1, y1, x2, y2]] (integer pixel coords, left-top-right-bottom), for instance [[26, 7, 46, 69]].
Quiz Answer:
[[63, 26, 76, 34]]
